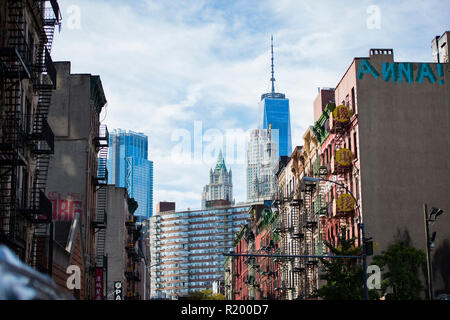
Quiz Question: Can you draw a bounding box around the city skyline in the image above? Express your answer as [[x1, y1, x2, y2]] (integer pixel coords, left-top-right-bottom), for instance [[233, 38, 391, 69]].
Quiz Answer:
[[0, 0, 449, 303], [51, 0, 450, 211]]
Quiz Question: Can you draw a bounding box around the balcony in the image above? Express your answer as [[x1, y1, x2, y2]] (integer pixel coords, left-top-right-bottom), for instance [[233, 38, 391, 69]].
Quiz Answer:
[[19, 190, 52, 223], [33, 48, 58, 89], [91, 209, 107, 229], [29, 117, 55, 155], [330, 152, 353, 175], [92, 157, 108, 187], [125, 218, 136, 227], [44, 0, 62, 26], [314, 197, 329, 217], [291, 231, 304, 239], [0, 47, 31, 79], [93, 125, 109, 150], [300, 178, 316, 193], [293, 267, 305, 274], [125, 243, 135, 252], [313, 159, 328, 178], [304, 221, 318, 230]]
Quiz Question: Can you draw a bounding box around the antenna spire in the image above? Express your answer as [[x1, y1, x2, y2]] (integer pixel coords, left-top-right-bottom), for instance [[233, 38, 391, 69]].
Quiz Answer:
[[270, 35, 275, 93]]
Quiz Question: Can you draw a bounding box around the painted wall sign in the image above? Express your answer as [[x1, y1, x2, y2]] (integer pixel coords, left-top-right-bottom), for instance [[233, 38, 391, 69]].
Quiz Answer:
[[333, 105, 352, 123], [358, 59, 445, 85], [336, 148, 354, 166], [48, 192, 83, 221], [337, 194, 355, 212]]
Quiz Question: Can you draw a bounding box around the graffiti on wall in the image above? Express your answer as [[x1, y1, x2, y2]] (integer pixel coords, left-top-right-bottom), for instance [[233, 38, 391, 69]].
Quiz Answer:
[[48, 192, 83, 221], [358, 59, 445, 85]]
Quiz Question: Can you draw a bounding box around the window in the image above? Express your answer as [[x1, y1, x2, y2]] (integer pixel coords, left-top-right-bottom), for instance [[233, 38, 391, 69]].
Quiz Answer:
[[353, 132, 358, 159], [348, 135, 352, 153], [351, 87, 356, 114]]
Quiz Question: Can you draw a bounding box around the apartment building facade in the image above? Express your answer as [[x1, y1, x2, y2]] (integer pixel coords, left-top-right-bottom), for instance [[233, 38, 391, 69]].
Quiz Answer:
[[311, 44, 450, 297], [230, 204, 280, 300], [0, 0, 60, 276], [46, 61, 108, 299], [149, 203, 250, 299], [102, 185, 143, 300]]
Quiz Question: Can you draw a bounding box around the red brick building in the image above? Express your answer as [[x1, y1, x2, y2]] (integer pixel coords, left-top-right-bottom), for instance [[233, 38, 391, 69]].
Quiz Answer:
[[229, 204, 280, 300]]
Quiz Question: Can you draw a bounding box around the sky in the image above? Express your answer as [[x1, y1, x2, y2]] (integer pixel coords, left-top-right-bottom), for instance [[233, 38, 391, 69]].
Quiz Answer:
[[51, 0, 450, 213]]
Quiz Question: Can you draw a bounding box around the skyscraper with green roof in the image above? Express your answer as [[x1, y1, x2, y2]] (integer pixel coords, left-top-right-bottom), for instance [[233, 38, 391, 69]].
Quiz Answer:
[[201, 150, 233, 209]]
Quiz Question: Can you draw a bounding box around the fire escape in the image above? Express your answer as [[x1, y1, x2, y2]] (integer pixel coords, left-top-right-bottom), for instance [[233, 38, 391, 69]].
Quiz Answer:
[[327, 103, 355, 239], [313, 157, 329, 256], [289, 197, 303, 299], [298, 175, 318, 299], [0, 0, 61, 273], [93, 124, 109, 299], [273, 191, 293, 299]]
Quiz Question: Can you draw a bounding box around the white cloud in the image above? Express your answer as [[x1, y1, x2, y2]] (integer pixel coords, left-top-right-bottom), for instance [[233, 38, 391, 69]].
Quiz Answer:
[[51, 0, 450, 212]]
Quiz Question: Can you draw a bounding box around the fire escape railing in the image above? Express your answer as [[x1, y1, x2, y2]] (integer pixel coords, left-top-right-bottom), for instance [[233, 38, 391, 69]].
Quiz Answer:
[[1, 0, 60, 274]]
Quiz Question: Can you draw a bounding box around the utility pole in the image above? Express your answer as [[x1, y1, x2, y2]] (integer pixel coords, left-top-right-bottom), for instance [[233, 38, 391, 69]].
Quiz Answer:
[[360, 222, 368, 300], [424, 204, 434, 300]]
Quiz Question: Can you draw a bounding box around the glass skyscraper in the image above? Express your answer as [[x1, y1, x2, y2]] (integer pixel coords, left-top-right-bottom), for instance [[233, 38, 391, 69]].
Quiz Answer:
[[107, 129, 154, 221], [258, 36, 292, 158]]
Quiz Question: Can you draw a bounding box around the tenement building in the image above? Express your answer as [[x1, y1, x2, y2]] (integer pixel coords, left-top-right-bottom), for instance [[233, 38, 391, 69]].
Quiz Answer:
[[46, 61, 108, 299], [310, 42, 450, 298]]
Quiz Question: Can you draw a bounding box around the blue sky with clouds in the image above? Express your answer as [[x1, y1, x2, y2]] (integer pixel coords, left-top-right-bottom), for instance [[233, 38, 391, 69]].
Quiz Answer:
[[51, 0, 450, 212]]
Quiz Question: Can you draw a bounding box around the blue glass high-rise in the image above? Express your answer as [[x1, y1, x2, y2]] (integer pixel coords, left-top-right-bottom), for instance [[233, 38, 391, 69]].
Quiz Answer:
[[107, 129, 154, 221], [259, 94, 292, 158], [259, 36, 292, 158]]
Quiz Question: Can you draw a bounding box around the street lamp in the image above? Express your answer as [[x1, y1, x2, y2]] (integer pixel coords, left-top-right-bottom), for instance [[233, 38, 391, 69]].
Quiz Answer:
[[302, 176, 369, 300], [424, 204, 445, 300]]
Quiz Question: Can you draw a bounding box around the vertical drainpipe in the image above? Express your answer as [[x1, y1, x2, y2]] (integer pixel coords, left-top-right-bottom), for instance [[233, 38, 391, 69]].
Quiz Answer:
[[48, 221, 53, 276]]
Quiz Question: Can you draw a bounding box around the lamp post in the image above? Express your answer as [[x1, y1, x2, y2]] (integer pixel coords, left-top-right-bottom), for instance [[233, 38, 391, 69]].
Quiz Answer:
[[302, 176, 368, 300], [424, 204, 445, 300]]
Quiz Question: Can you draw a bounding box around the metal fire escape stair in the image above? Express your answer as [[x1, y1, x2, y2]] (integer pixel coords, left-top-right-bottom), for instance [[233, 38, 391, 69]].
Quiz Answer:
[[1, 0, 60, 271], [94, 186, 107, 268], [0, 1, 28, 251]]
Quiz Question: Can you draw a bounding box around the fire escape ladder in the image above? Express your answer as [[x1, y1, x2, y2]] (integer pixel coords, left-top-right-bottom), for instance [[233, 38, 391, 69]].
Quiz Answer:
[[29, 223, 50, 274], [0, 88, 27, 251], [0, 1, 30, 256], [6, 1, 30, 68], [94, 186, 107, 267], [43, 0, 61, 52], [94, 147, 108, 188], [330, 108, 355, 225]]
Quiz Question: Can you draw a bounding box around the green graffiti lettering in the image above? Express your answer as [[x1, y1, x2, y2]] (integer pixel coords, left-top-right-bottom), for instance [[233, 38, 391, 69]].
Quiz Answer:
[[437, 64, 445, 85], [358, 59, 380, 80], [416, 63, 437, 84], [382, 63, 397, 83], [398, 63, 413, 84]]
